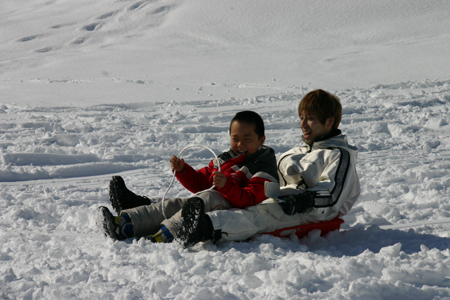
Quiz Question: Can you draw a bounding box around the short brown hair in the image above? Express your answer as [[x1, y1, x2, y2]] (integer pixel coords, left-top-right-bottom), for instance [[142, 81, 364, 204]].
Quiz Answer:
[[298, 89, 342, 129]]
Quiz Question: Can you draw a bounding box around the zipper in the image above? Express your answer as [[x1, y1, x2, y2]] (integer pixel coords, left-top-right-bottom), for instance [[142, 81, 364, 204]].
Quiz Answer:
[[277, 153, 292, 186]]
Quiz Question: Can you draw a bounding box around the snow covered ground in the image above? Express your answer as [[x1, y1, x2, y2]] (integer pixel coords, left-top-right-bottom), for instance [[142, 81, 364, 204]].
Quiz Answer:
[[1, 1, 450, 299]]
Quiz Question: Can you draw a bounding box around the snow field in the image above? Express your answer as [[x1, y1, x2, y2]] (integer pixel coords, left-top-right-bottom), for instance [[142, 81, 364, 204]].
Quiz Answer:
[[2, 81, 450, 299], [2, 0, 450, 298]]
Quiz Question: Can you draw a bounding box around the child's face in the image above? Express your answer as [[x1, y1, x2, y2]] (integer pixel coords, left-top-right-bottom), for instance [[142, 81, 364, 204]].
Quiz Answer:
[[299, 111, 334, 145], [229, 121, 265, 155]]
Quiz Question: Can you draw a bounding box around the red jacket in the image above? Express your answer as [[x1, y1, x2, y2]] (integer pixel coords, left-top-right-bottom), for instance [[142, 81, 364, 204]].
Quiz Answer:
[[175, 146, 278, 208]]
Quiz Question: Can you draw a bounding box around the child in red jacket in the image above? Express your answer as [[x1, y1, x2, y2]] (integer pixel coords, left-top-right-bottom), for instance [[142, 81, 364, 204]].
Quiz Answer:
[[97, 111, 278, 242]]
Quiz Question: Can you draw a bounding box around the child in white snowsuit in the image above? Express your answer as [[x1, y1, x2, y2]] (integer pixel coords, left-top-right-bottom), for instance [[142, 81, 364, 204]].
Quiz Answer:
[[97, 111, 279, 242], [177, 89, 361, 247]]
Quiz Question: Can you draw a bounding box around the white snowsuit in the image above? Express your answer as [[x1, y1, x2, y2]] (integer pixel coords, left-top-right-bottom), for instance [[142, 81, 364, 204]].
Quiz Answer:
[[208, 132, 361, 243]]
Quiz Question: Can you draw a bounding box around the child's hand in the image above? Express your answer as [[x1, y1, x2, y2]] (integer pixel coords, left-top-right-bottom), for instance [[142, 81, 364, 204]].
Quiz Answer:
[[170, 155, 186, 172], [212, 171, 227, 189]]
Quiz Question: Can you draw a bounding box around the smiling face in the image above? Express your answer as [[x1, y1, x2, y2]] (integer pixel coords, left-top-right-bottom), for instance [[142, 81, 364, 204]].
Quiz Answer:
[[229, 120, 265, 155], [299, 112, 334, 145]]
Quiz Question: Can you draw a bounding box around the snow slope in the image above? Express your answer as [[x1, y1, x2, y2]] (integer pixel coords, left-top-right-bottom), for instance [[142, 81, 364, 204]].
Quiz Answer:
[[1, 0, 450, 106], [1, 1, 450, 299]]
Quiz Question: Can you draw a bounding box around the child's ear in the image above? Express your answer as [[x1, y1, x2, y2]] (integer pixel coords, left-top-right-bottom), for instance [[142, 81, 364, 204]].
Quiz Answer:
[[259, 136, 266, 145]]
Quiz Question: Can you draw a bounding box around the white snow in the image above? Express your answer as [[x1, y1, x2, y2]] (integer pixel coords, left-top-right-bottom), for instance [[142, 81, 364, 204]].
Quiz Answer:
[[1, 0, 450, 299]]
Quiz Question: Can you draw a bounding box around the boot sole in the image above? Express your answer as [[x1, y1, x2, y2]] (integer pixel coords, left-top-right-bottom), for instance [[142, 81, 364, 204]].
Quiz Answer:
[[109, 176, 124, 214], [96, 206, 113, 238], [178, 197, 205, 248]]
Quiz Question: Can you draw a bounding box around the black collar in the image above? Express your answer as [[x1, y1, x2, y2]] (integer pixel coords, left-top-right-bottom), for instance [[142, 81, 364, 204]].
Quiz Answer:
[[314, 129, 341, 143]]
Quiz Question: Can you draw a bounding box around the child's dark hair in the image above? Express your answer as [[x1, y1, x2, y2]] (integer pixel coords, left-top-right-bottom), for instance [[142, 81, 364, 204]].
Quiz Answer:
[[230, 111, 265, 139], [298, 89, 342, 129]]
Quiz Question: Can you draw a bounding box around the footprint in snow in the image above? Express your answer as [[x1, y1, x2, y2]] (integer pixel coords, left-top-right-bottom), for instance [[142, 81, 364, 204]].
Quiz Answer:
[[97, 11, 119, 20], [82, 22, 102, 32], [17, 35, 41, 42]]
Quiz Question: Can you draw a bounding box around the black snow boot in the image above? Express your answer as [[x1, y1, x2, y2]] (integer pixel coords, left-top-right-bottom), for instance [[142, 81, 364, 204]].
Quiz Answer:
[[109, 176, 151, 214], [177, 197, 219, 248], [96, 206, 133, 240]]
